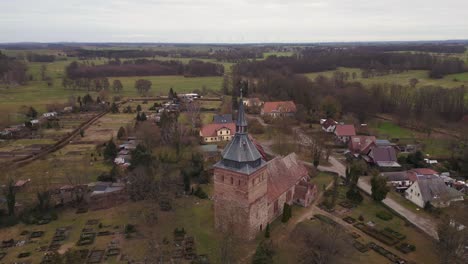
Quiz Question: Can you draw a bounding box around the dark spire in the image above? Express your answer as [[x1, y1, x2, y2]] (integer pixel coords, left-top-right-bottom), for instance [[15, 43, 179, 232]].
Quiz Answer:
[[236, 87, 248, 133]]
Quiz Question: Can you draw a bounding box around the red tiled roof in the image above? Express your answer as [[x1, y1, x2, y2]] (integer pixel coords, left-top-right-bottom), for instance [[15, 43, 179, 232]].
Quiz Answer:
[[322, 118, 338, 129], [262, 101, 297, 114], [348, 136, 376, 154], [334, 124, 356, 137], [249, 135, 267, 160], [266, 153, 309, 202], [200, 123, 235, 137]]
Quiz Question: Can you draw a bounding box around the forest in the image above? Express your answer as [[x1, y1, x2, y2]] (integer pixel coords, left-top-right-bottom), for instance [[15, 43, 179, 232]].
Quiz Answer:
[[234, 48, 466, 79], [0, 51, 28, 85], [65, 59, 224, 79]]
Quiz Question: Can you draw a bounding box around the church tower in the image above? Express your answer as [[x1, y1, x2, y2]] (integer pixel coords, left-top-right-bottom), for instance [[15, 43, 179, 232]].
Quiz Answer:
[[213, 90, 269, 239]]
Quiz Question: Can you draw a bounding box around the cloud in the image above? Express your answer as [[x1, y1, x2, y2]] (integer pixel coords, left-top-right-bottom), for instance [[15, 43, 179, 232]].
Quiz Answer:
[[0, 0, 467, 42]]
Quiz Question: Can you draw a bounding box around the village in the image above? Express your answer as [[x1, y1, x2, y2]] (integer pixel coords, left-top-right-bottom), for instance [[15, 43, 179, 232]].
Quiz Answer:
[[0, 82, 466, 264]]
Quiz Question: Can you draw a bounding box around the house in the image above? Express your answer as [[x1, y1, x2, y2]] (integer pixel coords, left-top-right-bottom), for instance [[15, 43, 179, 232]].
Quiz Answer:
[[213, 114, 233, 124], [321, 118, 338, 133], [88, 182, 127, 210], [405, 176, 464, 208], [348, 135, 376, 155], [365, 146, 401, 169], [333, 124, 356, 143], [199, 123, 236, 143], [381, 171, 413, 190], [243, 98, 263, 107], [261, 101, 297, 118], [42, 112, 58, 118], [114, 155, 131, 166]]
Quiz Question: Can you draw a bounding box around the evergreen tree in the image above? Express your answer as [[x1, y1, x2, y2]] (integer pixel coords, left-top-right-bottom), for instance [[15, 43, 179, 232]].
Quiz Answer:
[[129, 144, 152, 169], [281, 203, 290, 223], [136, 104, 142, 112], [140, 112, 147, 121], [371, 173, 390, 202], [117, 127, 126, 140], [182, 170, 191, 193], [110, 102, 119, 113], [169, 87, 175, 100], [27, 106, 38, 118], [264, 223, 270, 238], [103, 138, 118, 161], [3, 177, 16, 216], [252, 241, 274, 264]]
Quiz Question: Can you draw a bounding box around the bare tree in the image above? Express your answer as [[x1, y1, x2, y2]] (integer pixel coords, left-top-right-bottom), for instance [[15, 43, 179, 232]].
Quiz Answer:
[[301, 222, 351, 264], [136, 122, 161, 149], [437, 216, 468, 264], [186, 101, 201, 128]]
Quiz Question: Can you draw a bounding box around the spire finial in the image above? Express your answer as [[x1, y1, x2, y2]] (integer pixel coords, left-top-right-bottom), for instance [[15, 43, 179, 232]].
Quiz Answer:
[[240, 86, 243, 100]]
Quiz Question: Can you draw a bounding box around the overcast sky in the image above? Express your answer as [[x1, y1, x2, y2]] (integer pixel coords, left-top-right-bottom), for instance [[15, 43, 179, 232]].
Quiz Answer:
[[1, 0, 467, 43]]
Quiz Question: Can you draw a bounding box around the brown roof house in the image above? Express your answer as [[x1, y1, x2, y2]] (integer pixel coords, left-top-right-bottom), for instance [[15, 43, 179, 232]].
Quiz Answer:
[[320, 118, 338, 133], [261, 101, 297, 118], [365, 146, 401, 169], [333, 124, 356, 143], [213, 96, 315, 240], [405, 176, 464, 208], [348, 136, 376, 156], [200, 123, 236, 143], [243, 98, 263, 108]]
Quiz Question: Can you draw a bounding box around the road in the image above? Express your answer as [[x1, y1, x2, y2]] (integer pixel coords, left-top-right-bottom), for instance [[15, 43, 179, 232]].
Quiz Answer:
[[293, 127, 439, 240], [248, 116, 438, 240]]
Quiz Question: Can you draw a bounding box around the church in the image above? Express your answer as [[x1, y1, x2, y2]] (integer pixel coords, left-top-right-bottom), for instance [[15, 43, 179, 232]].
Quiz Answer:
[[213, 96, 317, 239]]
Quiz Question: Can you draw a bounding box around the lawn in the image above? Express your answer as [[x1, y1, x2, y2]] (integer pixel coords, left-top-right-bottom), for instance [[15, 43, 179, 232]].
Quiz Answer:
[[272, 219, 387, 264], [332, 185, 439, 264], [303, 67, 468, 88], [369, 120, 415, 139], [310, 172, 334, 191]]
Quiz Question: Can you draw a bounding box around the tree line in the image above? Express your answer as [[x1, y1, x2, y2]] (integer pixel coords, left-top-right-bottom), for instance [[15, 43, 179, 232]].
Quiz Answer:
[[65, 59, 224, 79], [67, 48, 212, 60], [235, 69, 467, 123], [233, 48, 467, 79], [26, 53, 55, 62], [0, 51, 28, 85]]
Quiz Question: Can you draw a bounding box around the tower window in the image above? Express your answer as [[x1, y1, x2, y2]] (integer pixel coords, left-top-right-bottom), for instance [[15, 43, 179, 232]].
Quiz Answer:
[[231, 177, 233, 185]]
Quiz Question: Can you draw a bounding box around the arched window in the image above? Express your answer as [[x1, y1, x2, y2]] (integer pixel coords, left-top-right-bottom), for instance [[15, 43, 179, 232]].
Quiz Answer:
[[231, 177, 233, 185]]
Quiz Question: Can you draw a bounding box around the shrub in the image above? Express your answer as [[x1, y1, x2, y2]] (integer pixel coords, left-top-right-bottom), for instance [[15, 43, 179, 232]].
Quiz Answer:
[[194, 187, 208, 199], [125, 224, 136, 234], [0, 215, 19, 227], [346, 188, 363, 204], [376, 211, 393, 221]]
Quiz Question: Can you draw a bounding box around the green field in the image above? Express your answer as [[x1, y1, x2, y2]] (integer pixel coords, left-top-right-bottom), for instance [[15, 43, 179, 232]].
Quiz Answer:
[[304, 67, 468, 88], [369, 121, 415, 139]]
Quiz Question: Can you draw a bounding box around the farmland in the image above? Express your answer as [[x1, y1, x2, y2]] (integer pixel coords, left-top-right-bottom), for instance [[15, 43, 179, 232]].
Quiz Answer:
[[304, 67, 468, 88]]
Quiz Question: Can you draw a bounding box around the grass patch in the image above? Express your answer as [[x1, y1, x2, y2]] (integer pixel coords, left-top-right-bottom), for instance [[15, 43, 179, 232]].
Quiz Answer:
[[303, 67, 468, 88], [369, 120, 414, 139], [310, 172, 334, 191]]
